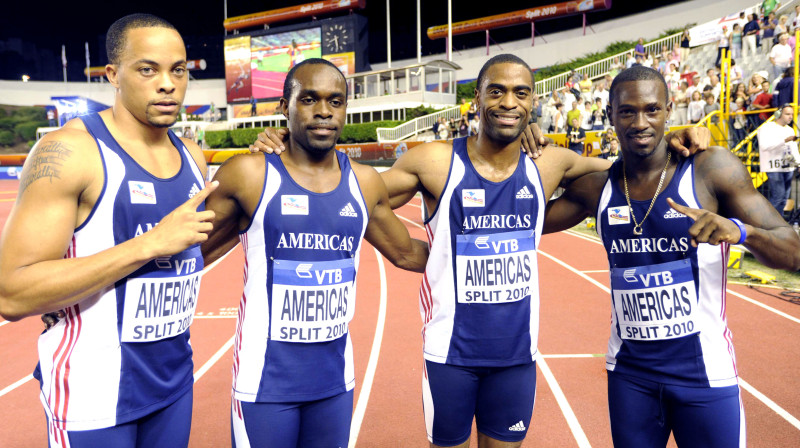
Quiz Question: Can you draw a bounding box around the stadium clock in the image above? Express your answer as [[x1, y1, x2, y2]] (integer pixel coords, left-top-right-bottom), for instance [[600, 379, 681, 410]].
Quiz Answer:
[[324, 23, 350, 53]]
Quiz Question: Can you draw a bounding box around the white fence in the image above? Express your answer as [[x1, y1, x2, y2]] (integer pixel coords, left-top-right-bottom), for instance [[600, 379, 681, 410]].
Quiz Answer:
[[376, 106, 461, 143]]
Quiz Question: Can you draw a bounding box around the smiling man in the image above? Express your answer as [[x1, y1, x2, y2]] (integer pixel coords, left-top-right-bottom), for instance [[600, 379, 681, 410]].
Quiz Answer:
[[201, 58, 428, 447], [0, 14, 216, 447], [543, 65, 800, 447]]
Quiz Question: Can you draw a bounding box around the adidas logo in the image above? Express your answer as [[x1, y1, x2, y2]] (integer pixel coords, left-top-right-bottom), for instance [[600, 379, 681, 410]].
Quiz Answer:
[[664, 209, 686, 219], [516, 186, 533, 199], [508, 420, 526, 432], [339, 202, 358, 217], [188, 183, 201, 198]]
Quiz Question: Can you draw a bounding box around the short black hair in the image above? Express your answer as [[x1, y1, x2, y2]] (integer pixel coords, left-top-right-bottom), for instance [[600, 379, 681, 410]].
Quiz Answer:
[[476, 54, 535, 91], [609, 65, 669, 107], [106, 14, 177, 65], [282, 58, 348, 101]]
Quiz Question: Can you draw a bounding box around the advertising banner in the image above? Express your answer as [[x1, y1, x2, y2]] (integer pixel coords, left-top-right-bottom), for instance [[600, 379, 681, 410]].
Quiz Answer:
[[225, 36, 252, 103]]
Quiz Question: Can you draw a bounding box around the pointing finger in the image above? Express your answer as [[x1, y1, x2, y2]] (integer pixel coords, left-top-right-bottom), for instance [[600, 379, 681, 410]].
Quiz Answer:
[[666, 197, 698, 220], [186, 180, 219, 208]]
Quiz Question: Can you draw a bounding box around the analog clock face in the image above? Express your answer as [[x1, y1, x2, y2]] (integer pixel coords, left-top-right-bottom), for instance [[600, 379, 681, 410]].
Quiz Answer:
[[325, 24, 349, 53]]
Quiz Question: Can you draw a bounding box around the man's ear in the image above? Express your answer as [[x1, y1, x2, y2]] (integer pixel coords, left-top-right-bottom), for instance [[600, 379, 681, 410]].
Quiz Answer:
[[279, 97, 289, 118], [106, 64, 119, 88]]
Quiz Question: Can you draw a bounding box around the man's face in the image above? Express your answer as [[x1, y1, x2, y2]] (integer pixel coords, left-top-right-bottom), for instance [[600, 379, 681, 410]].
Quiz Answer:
[[710, 75, 719, 86], [280, 64, 347, 154], [475, 62, 533, 144], [778, 106, 794, 125], [108, 27, 188, 128], [571, 118, 579, 128], [762, 81, 771, 91], [608, 80, 672, 158], [780, 34, 789, 45], [572, 101, 578, 110]]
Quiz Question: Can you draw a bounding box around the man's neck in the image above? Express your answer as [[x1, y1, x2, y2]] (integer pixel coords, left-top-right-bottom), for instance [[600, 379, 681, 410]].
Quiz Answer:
[[622, 140, 672, 182], [108, 105, 171, 148], [470, 133, 522, 170]]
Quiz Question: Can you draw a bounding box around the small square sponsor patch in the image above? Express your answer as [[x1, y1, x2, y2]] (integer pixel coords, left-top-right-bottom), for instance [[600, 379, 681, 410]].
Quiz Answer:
[[462, 189, 485, 208], [608, 206, 631, 225], [281, 195, 309, 215], [129, 181, 157, 205]]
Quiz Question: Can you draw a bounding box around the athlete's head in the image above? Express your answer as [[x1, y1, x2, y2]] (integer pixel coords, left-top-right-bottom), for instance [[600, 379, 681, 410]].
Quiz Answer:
[[280, 58, 347, 155], [607, 65, 672, 158], [474, 54, 535, 144], [105, 14, 186, 129]]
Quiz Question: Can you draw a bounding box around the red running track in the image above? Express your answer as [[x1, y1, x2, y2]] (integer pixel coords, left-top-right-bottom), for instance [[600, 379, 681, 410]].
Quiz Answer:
[[0, 178, 798, 446]]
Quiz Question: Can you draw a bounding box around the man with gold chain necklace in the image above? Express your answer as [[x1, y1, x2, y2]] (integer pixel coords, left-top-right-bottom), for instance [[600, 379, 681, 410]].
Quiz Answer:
[[542, 65, 800, 447]]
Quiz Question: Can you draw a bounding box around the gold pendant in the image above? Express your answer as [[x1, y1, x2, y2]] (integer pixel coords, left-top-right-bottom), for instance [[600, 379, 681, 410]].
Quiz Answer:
[[633, 226, 643, 236]]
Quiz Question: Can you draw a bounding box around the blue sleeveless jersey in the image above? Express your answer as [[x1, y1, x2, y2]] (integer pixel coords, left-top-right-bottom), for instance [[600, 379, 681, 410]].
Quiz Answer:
[[419, 137, 546, 367], [597, 155, 738, 387], [232, 152, 368, 403], [34, 112, 206, 430]]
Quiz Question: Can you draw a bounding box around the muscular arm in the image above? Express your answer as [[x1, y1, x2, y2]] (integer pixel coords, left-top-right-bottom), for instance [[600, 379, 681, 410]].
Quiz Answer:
[[543, 171, 607, 234], [355, 164, 429, 272], [694, 147, 800, 269], [202, 154, 265, 266], [0, 131, 216, 321], [380, 142, 452, 209]]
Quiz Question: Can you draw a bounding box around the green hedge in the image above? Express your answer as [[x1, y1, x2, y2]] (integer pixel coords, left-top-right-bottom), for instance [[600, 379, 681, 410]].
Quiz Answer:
[[0, 130, 15, 146], [205, 130, 232, 148], [15, 121, 48, 141], [338, 120, 401, 143], [231, 127, 265, 148]]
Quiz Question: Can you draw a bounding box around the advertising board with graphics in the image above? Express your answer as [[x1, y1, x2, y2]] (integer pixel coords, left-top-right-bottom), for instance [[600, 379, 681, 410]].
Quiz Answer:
[[225, 36, 253, 103], [250, 28, 322, 99]]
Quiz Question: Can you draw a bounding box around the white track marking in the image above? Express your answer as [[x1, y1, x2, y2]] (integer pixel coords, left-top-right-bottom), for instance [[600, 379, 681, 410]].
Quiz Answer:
[[536, 354, 592, 447], [348, 248, 388, 448], [542, 354, 604, 358], [539, 250, 610, 294], [193, 315, 237, 319], [194, 336, 235, 383], [397, 214, 424, 229], [0, 375, 33, 398], [725, 289, 800, 325], [739, 377, 800, 430], [0, 321, 8, 328]]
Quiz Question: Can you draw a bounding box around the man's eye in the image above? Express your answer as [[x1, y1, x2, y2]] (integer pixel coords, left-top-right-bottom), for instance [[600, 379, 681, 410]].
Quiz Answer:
[[140, 67, 154, 75]]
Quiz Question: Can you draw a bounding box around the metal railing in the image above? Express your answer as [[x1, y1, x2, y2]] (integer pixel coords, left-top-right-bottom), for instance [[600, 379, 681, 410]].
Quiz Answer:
[[376, 106, 461, 143], [535, 32, 683, 97]]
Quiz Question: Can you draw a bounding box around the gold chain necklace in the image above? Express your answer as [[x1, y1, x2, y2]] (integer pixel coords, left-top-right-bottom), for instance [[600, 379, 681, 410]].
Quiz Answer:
[[622, 151, 671, 236]]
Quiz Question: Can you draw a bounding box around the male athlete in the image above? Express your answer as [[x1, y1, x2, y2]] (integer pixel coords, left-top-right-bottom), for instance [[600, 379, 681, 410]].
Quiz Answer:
[[543, 65, 800, 447], [202, 58, 429, 447], [251, 54, 708, 448], [0, 14, 213, 447]]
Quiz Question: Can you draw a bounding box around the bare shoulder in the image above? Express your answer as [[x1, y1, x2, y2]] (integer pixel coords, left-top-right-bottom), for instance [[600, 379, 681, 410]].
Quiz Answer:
[[214, 152, 266, 185], [180, 137, 208, 177], [395, 141, 453, 169], [693, 146, 750, 183], [349, 160, 385, 207]]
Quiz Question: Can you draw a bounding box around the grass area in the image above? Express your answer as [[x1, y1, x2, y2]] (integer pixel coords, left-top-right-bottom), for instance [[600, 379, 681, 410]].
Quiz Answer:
[[567, 219, 800, 292]]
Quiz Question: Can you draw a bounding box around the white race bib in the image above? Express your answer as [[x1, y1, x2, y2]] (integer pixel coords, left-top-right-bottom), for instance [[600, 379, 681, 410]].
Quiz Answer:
[[121, 272, 201, 342]]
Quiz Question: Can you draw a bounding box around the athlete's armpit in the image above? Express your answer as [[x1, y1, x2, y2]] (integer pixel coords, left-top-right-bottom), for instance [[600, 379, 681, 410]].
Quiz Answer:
[[19, 141, 73, 194]]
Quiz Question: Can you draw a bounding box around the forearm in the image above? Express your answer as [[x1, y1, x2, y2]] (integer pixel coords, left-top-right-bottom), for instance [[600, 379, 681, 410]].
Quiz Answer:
[[390, 238, 430, 273], [742, 225, 800, 270], [0, 237, 154, 321]]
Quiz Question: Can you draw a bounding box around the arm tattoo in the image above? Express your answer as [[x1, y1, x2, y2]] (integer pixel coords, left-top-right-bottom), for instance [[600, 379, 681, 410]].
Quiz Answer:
[[20, 141, 72, 193]]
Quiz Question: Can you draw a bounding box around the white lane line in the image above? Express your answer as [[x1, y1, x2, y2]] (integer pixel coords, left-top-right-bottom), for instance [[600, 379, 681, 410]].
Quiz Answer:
[[542, 354, 604, 358], [581, 270, 609, 274], [536, 354, 592, 448], [194, 336, 235, 383], [348, 248, 388, 448], [725, 289, 800, 325], [739, 377, 800, 430], [0, 375, 33, 398], [542, 247, 800, 431], [397, 214, 424, 230], [0, 320, 8, 328], [564, 229, 602, 244], [193, 315, 237, 319]]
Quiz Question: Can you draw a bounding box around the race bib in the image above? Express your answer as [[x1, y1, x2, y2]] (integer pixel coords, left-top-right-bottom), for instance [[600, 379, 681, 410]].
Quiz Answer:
[[121, 272, 202, 342], [271, 258, 355, 343], [611, 259, 699, 341], [455, 230, 535, 304]]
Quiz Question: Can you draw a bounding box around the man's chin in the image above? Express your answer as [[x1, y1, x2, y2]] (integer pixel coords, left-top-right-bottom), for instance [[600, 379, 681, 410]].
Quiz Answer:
[[147, 114, 178, 129]]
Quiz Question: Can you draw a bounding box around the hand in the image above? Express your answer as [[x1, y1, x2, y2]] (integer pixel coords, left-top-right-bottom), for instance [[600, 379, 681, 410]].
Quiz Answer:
[[141, 181, 218, 258], [249, 128, 289, 154], [520, 122, 552, 159], [784, 135, 797, 142], [667, 197, 743, 247], [41, 310, 65, 330], [666, 127, 711, 157]]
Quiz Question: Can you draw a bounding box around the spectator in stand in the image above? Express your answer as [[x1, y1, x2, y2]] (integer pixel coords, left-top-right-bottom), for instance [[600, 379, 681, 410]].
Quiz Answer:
[[566, 101, 581, 129], [699, 68, 716, 89], [562, 86, 577, 112], [731, 23, 743, 59], [578, 73, 593, 103], [531, 94, 542, 125], [594, 81, 609, 110], [757, 104, 800, 216], [197, 126, 205, 149], [672, 81, 690, 126], [688, 90, 706, 124], [680, 64, 698, 86], [716, 26, 731, 67], [591, 98, 606, 130], [447, 117, 457, 138], [774, 66, 795, 106], [762, 0, 781, 17], [704, 92, 721, 124], [552, 103, 566, 133], [634, 37, 646, 59], [790, 4, 800, 28], [606, 137, 620, 162], [432, 116, 442, 136], [705, 74, 721, 101], [743, 13, 761, 57], [763, 12, 778, 53], [752, 79, 774, 125], [468, 114, 479, 136], [599, 128, 615, 158], [680, 28, 691, 61], [643, 51, 654, 69], [457, 116, 469, 137], [609, 57, 623, 77], [775, 14, 790, 37], [566, 117, 586, 155], [770, 33, 793, 80], [437, 117, 449, 140], [730, 59, 744, 83], [665, 62, 681, 92], [581, 101, 594, 131], [625, 53, 637, 69], [467, 100, 477, 121], [459, 97, 471, 117], [731, 97, 748, 146], [787, 26, 796, 54]]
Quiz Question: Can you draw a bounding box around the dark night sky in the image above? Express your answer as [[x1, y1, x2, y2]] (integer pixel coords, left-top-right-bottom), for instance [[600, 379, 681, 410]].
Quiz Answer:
[[0, 0, 683, 81]]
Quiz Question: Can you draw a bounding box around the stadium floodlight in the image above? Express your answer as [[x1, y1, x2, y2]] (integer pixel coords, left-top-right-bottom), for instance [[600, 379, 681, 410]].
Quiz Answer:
[[21, 75, 30, 82]]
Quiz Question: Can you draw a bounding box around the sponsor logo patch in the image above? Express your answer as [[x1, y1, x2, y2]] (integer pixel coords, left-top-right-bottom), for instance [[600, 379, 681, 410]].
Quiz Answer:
[[129, 181, 157, 204], [608, 206, 631, 225], [281, 195, 309, 215], [462, 189, 485, 207]]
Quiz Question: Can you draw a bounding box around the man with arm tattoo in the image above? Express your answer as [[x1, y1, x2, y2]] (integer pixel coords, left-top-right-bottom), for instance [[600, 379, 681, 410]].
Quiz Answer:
[[0, 14, 215, 447], [543, 65, 800, 447]]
